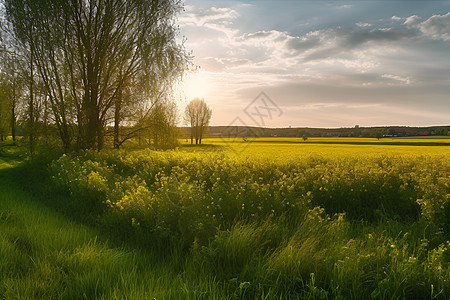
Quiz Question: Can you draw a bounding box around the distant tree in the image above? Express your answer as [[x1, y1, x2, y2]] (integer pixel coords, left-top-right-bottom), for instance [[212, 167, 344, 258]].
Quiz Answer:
[[376, 131, 383, 140], [361, 129, 372, 138], [302, 134, 308, 141], [184, 98, 212, 145]]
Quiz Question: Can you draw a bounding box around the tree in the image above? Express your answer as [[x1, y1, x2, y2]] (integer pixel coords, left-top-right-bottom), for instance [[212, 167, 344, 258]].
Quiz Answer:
[[0, 78, 10, 141], [184, 98, 212, 145], [375, 131, 383, 140], [145, 101, 178, 149], [0, 50, 25, 143], [4, 0, 189, 150], [302, 134, 308, 141]]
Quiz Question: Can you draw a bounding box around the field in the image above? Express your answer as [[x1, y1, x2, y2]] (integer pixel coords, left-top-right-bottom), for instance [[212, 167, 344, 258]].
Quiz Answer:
[[1, 137, 450, 299]]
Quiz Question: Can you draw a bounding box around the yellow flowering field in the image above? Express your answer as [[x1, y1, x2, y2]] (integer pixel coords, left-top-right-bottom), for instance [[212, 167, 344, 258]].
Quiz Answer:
[[188, 137, 450, 158], [47, 137, 450, 298], [50, 137, 450, 233]]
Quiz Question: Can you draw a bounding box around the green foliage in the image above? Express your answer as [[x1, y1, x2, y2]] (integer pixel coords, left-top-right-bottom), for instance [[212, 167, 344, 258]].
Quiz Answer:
[[47, 149, 449, 240], [0, 170, 228, 299], [376, 131, 383, 140]]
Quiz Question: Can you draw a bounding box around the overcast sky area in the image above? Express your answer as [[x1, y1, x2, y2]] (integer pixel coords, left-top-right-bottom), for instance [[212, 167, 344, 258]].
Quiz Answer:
[[176, 0, 450, 128]]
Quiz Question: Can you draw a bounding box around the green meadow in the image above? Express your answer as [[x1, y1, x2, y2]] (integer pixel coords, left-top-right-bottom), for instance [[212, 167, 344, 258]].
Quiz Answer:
[[1, 137, 450, 299]]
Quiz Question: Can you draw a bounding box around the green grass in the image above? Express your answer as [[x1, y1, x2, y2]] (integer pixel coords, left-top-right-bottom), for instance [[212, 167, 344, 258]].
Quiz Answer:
[[0, 165, 230, 299]]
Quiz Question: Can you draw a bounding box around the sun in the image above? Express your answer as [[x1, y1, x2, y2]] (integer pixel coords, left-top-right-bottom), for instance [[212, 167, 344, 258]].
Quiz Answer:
[[179, 69, 211, 101]]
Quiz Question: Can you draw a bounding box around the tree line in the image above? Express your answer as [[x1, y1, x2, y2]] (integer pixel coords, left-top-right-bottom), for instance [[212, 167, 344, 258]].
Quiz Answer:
[[0, 0, 191, 152]]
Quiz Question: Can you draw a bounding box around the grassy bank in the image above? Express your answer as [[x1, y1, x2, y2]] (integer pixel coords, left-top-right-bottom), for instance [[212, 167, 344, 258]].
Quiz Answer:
[[0, 161, 228, 299]]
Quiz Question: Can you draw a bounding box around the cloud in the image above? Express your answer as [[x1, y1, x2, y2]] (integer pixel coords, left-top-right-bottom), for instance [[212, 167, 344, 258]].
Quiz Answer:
[[180, 6, 238, 26], [179, 3, 450, 127], [381, 74, 411, 85], [404, 12, 450, 40], [285, 35, 322, 52], [182, 5, 442, 74], [237, 30, 289, 43], [279, 26, 413, 68], [404, 15, 423, 28], [198, 57, 250, 72], [345, 27, 415, 47], [417, 12, 450, 40], [356, 22, 372, 28]]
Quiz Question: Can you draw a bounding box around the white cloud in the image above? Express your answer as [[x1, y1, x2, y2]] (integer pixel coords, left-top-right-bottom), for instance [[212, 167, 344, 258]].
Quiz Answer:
[[183, 12, 416, 83], [236, 30, 290, 44], [197, 57, 250, 72], [404, 15, 423, 28], [178, 3, 450, 126], [182, 5, 431, 77], [180, 6, 238, 26], [381, 74, 411, 85], [418, 12, 450, 40], [356, 22, 372, 28], [404, 12, 450, 40]]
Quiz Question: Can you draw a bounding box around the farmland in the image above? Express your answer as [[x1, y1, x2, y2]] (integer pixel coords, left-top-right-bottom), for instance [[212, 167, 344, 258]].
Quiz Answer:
[[1, 137, 450, 299]]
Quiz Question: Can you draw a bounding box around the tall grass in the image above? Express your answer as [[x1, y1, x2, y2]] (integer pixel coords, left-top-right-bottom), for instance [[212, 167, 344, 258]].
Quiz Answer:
[[0, 166, 230, 299]]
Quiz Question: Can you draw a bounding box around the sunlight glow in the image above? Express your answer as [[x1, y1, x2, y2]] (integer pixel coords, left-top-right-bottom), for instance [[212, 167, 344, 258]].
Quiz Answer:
[[179, 69, 211, 101]]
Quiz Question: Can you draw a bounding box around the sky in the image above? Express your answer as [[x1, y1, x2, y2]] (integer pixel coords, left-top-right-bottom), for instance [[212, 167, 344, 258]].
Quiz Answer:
[[176, 0, 450, 128]]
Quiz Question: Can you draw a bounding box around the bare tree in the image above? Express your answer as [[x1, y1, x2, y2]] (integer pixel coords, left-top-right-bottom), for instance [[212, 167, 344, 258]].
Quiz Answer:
[[184, 98, 212, 145]]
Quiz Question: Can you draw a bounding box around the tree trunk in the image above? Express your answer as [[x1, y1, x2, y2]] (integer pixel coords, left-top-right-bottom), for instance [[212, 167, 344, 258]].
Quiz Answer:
[[85, 97, 98, 150], [29, 54, 34, 157], [114, 88, 122, 149], [11, 100, 15, 142], [76, 109, 84, 151], [97, 118, 104, 150]]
